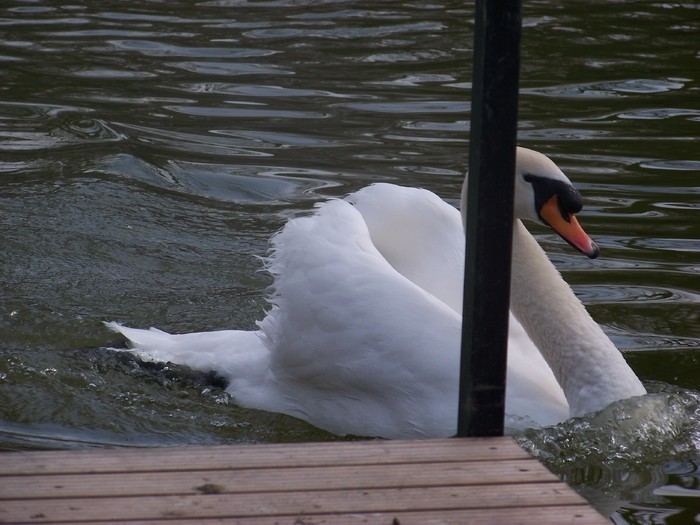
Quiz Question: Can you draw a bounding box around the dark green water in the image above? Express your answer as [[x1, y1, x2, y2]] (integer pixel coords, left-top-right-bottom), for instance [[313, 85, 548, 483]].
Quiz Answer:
[[1, 1, 699, 521]]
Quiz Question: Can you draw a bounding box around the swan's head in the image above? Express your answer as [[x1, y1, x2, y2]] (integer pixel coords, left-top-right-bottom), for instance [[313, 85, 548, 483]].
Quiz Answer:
[[513, 147, 599, 259], [461, 147, 599, 258]]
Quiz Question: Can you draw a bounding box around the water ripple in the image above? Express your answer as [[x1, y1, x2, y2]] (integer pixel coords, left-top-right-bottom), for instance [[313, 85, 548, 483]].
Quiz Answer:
[[165, 105, 327, 119], [0, 102, 125, 151], [72, 68, 158, 80], [243, 21, 444, 40], [180, 82, 356, 100], [171, 61, 292, 76], [618, 108, 700, 120], [113, 123, 274, 158], [522, 78, 687, 98], [339, 100, 468, 114], [0, 17, 89, 27], [95, 12, 202, 24], [578, 285, 699, 305], [114, 122, 343, 157], [91, 154, 340, 203], [640, 159, 700, 171], [107, 39, 277, 59]]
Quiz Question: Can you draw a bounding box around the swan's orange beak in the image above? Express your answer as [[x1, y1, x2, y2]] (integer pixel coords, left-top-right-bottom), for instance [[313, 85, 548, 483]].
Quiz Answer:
[[539, 195, 599, 259]]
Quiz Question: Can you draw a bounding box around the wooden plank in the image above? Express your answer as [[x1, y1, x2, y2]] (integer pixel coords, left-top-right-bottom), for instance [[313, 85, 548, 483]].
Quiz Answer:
[[0, 483, 591, 523], [0, 437, 527, 476], [0, 438, 608, 524], [36, 506, 608, 525], [0, 458, 555, 500]]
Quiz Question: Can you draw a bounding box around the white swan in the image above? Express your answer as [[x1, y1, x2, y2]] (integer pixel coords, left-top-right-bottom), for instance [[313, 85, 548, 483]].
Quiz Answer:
[[106, 147, 646, 438]]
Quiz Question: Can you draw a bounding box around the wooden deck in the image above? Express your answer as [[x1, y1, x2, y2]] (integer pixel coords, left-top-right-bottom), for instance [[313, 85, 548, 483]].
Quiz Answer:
[[0, 437, 607, 524]]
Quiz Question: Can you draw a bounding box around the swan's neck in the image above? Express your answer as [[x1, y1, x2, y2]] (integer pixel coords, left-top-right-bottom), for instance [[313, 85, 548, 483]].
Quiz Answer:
[[509, 220, 646, 416]]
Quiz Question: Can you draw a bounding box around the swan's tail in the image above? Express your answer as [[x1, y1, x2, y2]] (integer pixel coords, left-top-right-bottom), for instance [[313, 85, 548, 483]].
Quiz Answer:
[[103, 322, 270, 386]]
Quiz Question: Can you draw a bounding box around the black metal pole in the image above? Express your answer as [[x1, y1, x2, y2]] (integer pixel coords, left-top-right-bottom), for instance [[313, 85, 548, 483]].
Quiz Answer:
[[457, 0, 522, 437]]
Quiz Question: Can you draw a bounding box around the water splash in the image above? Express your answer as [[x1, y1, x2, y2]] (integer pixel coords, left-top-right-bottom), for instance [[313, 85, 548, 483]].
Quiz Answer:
[[518, 385, 700, 516]]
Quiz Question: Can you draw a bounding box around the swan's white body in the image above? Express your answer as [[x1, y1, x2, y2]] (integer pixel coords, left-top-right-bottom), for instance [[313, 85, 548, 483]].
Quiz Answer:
[[107, 148, 646, 438]]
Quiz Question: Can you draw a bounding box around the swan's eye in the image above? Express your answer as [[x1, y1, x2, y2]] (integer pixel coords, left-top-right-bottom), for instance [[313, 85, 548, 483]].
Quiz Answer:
[[524, 174, 583, 220]]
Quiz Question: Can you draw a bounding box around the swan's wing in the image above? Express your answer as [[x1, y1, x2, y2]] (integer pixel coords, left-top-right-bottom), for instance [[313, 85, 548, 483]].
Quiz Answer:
[[258, 198, 462, 438], [348, 183, 465, 313]]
